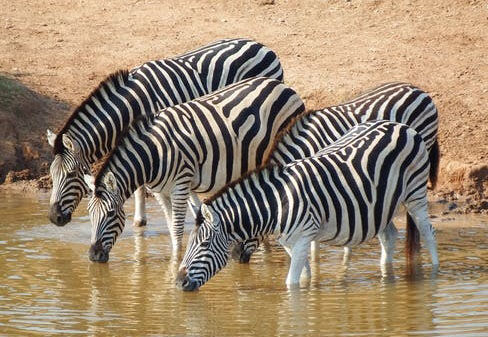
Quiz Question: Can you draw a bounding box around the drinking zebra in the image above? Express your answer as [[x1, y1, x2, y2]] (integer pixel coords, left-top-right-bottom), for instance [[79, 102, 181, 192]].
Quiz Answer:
[[176, 120, 439, 290], [46, 38, 283, 227], [83, 77, 304, 262], [235, 82, 439, 263]]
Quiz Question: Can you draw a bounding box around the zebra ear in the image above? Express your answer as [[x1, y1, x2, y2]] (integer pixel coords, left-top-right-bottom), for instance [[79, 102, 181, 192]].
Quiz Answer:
[[84, 174, 95, 192], [201, 204, 219, 229], [103, 172, 117, 193], [46, 129, 57, 147], [62, 134, 80, 154]]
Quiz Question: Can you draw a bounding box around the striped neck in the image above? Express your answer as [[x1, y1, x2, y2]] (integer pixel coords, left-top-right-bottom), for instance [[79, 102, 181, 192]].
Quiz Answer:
[[95, 114, 190, 202], [206, 165, 285, 242], [57, 70, 146, 164], [95, 117, 153, 201]]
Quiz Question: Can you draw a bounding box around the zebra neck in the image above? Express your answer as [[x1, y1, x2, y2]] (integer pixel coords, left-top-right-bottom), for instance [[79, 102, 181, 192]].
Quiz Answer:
[[270, 108, 355, 165], [103, 124, 155, 201], [64, 74, 151, 164], [211, 166, 284, 242]]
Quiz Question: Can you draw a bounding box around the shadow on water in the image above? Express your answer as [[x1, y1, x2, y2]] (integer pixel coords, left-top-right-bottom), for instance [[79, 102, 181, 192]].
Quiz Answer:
[[0, 190, 487, 336]]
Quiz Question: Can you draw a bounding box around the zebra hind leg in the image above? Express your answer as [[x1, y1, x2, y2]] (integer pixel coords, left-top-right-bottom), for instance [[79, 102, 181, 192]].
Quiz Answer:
[[133, 186, 147, 227], [378, 221, 399, 265], [406, 201, 439, 267]]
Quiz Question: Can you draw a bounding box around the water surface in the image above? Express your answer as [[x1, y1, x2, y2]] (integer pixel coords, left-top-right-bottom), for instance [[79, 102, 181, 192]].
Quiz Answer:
[[0, 190, 487, 336]]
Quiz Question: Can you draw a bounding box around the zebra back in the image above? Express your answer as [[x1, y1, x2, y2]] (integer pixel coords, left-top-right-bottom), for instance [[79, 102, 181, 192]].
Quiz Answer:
[[268, 82, 438, 166], [55, 38, 284, 162], [95, 76, 305, 198]]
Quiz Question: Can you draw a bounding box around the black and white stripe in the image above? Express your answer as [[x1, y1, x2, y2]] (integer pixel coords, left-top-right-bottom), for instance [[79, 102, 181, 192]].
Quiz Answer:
[[85, 77, 304, 262], [47, 38, 284, 227], [177, 120, 439, 290], [236, 82, 439, 262], [271, 82, 438, 166]]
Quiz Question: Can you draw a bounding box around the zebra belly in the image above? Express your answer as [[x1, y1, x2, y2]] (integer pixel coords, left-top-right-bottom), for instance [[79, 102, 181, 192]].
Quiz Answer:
[[315, 203, 399, 247]]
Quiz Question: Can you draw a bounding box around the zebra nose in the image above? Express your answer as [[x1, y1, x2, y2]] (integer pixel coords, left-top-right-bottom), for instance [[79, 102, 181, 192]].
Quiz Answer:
[[89, 242, 109, 263], [49, 202, 70, 226], [175, 267, 199, 291], [175, 267, 188, 283], [230, 243, 252, 263]]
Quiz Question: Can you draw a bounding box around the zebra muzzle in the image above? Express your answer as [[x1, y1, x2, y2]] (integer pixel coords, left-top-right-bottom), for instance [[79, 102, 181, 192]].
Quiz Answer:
[[49, 202, 72, 226], [89, 241, 110, 263], [175, 267, 199, 291]]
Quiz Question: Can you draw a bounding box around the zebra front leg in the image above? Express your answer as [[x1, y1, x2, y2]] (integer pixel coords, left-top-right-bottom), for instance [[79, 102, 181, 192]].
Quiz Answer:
[[342, 247, 351, 265], [378, 221, 399, 265], [154, 192, 176, 247], [169, 184, 191, 255], [407, 201, 439, 267], [283, 237, 312, 287], [310, 240, 319, 262], [133, 186, 147, 227], [187, 192, 201, 219]]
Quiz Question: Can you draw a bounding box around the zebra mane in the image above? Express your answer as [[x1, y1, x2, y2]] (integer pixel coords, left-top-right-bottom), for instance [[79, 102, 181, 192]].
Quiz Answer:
[[53, 69, 131, 155], [93, 114, 151, 189], [202, 161, 283, 207], [262, 109, 317, 164]]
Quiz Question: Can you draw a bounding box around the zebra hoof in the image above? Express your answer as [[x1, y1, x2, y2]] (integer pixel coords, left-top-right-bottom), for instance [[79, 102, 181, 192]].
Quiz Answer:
[[133, 219, 147, 227]]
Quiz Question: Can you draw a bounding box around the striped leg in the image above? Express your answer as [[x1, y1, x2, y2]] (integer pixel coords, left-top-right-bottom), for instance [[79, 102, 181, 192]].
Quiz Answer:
[[407, 201, 439, 266], [378, 222, 399, 265], [188, 192, 202, 219], [169, 184, 191, 255], [154, 192, 173, 228], [132, 186, 147, 227]]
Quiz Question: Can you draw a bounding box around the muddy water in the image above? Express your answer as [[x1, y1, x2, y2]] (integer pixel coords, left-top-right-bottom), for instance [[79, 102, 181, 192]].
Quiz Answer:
[[0, 190, 487, 336]]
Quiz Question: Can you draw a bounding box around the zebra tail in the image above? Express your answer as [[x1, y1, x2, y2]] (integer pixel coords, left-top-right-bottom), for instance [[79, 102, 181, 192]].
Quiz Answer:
[[428, 139, 440, 190], [405, 212, 420, 267]]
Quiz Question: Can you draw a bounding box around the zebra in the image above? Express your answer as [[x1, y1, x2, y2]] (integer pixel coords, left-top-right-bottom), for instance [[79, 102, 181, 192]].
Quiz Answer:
[[82, 76, 305, 262], [234, 82, 439, 263], [176, 120, 439, 290], [46, 38, 284, 227]]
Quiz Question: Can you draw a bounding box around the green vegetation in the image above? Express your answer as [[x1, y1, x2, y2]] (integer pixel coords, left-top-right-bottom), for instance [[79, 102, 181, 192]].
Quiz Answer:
[[0, 74, 27, 109]]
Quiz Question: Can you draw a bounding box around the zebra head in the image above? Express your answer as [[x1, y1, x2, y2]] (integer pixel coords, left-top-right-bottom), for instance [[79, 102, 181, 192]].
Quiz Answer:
[[47, 130, 90, 226], [85, 172, 125, 263], [176, 204, 230, 291]]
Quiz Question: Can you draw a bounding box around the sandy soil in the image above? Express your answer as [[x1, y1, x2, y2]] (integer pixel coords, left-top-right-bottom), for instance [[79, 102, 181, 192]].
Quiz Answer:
[[0, 0, 487, 212]]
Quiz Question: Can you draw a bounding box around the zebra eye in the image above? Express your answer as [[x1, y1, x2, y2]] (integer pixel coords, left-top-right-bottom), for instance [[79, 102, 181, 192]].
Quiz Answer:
[[66, 171, 77, 178], [106, 210, 115, 218], [200, 240, 210, 248]]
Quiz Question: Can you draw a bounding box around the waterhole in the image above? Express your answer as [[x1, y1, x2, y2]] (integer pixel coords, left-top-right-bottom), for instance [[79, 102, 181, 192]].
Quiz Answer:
[[0, 190, 487, 336]]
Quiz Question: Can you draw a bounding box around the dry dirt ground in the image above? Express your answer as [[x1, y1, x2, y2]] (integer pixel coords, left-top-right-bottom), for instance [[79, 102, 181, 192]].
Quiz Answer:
[[0, 0, 487, 212]]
